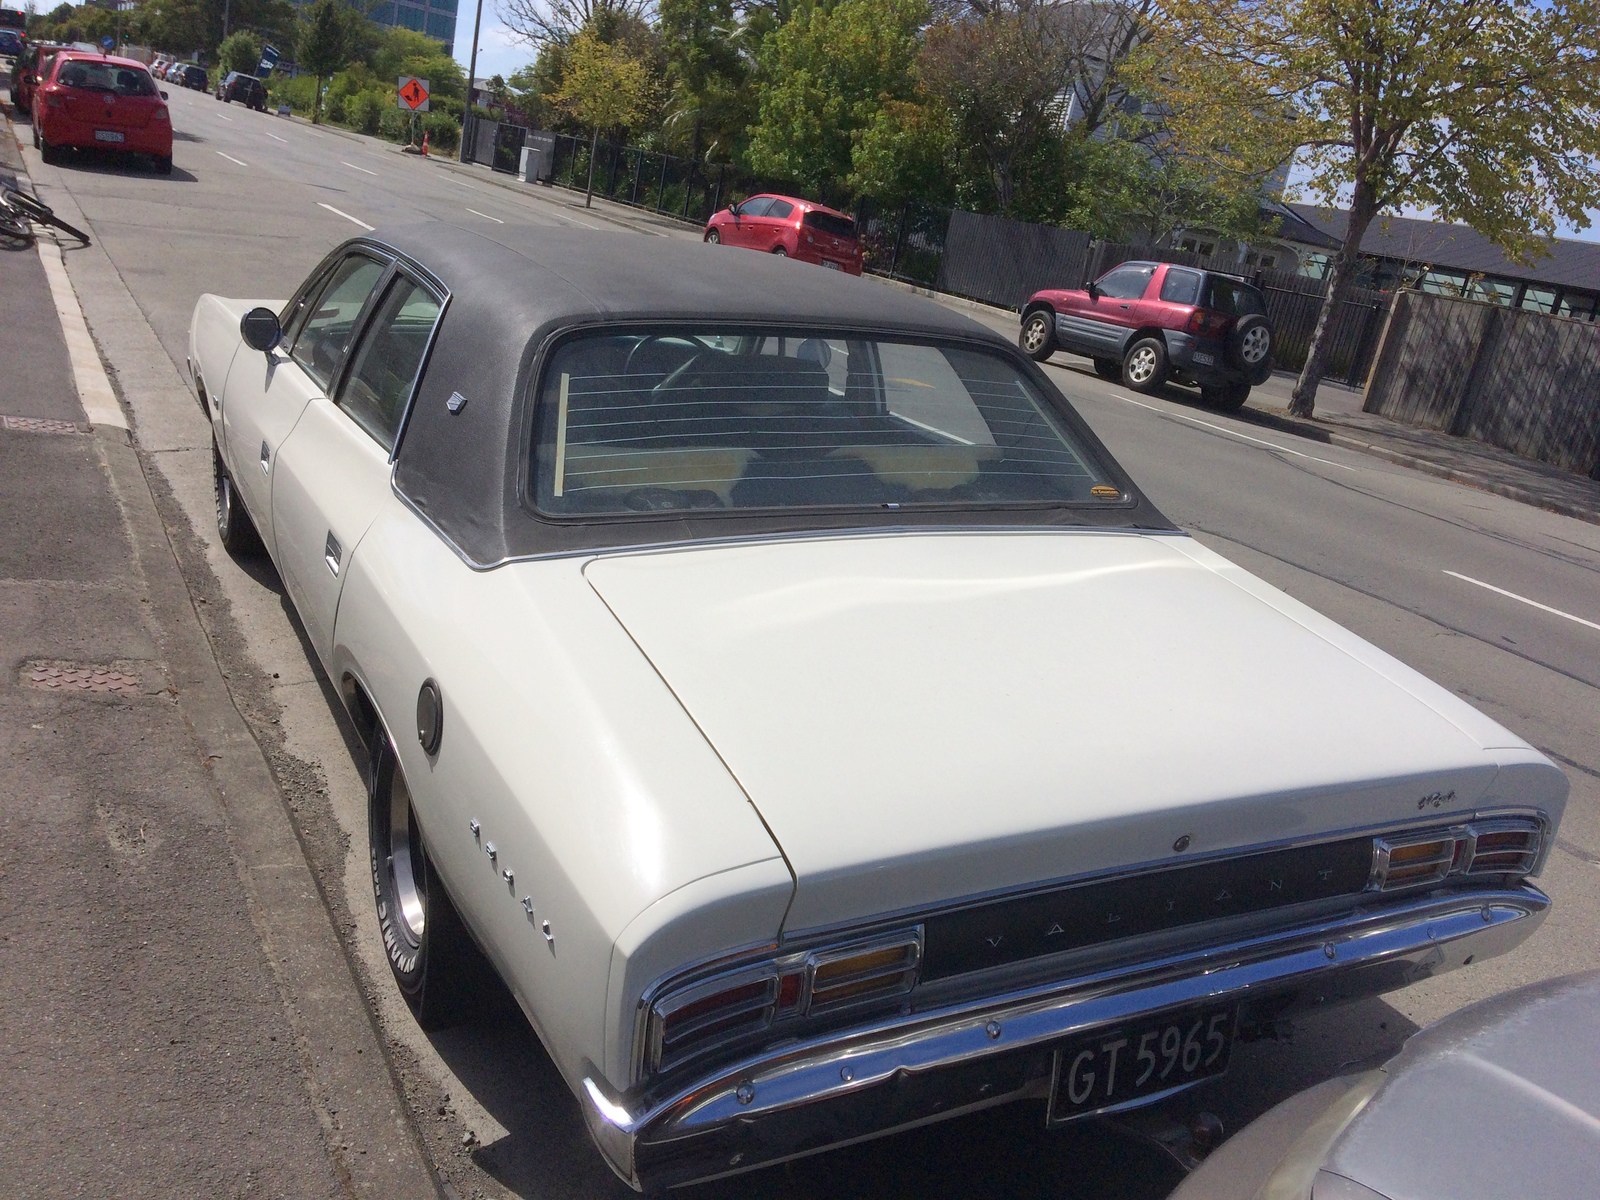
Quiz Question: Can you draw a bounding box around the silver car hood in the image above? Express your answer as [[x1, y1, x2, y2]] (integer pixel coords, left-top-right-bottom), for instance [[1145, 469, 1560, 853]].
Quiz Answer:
[[584, 530, 1538, 932]]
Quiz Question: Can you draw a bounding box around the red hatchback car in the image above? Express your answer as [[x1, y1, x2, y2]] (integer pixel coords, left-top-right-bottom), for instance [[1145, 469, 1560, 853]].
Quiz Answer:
[[1020, 261, 1275, 410], [33, 52, 173, 174], [704, 193, 864, 275]]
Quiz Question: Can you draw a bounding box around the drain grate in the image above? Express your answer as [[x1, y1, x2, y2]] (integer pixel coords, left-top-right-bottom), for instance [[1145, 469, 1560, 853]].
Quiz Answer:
[[1, 415, 85, 435], [23, 662, 142, 693]]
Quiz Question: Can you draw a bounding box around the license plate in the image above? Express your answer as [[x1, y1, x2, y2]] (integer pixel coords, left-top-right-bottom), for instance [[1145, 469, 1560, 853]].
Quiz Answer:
[[94, 130, 125, 143], [1193, 352, 1215, 366], [1047, 1004, 1236, 1123], [822, 260, 842, 270]]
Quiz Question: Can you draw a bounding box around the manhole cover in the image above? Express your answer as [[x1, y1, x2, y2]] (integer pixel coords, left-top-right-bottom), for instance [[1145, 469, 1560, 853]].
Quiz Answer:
[[1, 415, 84, 434], [23, 662, 142, 693]]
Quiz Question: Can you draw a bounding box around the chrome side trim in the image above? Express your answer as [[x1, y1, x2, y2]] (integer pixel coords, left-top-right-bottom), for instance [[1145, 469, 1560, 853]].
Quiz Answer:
[[584, 884, 1548, 1190]]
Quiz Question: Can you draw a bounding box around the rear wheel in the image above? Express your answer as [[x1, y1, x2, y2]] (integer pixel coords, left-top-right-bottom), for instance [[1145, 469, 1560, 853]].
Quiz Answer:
[[1019, 310, 1056, 361], [154, 154, 173, 175], [1093, 357, 1121, 381], [1202, 380, 1251, 411], [1122, 337, 1169, 393], [771, 245, 787, 256], [213, 442, 263, 557], [705, 228, 720, 244], [369, 734, 504, 1028]]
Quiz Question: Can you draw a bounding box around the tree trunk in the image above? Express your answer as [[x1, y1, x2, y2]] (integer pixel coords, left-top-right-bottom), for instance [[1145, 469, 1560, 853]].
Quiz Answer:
[[585, 127, 599, 208], [311, 75, 322, 125], [1289, 183, 1378, 417]]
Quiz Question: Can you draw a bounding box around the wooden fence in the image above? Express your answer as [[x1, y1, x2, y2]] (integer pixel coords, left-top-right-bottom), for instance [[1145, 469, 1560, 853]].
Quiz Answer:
[[1363, 290, 1600, 479]]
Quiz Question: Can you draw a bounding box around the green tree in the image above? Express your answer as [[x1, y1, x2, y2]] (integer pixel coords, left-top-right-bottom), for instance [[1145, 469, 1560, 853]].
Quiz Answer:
[[218, 30, 263, 74], [296, 0, 369, 123], [551, 24, 655, 206], [372, 25, 465, 101], [847, 98, 955, 205], [658, 0, 754, 163], [746, 0, 926, 197], [1133, 0, 1600, 416]]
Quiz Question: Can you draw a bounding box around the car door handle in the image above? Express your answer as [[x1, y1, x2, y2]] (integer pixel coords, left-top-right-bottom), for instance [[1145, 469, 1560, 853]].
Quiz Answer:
[[1118, 303, 1131, 310], [260, 440, 271, 474], [324, 531, 341, 577]]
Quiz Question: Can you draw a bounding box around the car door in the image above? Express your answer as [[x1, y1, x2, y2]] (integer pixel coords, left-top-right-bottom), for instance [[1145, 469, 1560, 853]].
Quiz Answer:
[[1075, 262, 1157, 355], [726, 196, 772, 247], [220, 252, 389, 560], [271, 266, 445, 670], [759, 199, 795, 252]]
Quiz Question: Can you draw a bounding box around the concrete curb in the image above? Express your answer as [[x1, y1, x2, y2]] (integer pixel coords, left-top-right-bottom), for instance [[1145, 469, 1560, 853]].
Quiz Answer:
[[34, 234, 128, 431]]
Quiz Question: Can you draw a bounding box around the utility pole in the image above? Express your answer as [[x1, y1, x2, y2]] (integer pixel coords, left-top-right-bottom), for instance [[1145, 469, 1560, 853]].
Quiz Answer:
[[222, 0, 230, 39], [461, 0, 484, 163]]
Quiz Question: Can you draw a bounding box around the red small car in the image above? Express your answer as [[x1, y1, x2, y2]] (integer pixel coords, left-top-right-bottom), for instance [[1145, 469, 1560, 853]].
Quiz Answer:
[[32, 52, 173, 175], [1020, 261, 1275, 410], [704, 193, 864, 275]]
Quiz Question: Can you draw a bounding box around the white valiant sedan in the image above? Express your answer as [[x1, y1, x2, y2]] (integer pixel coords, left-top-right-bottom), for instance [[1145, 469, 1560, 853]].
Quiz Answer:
[[188, 226, 1567, 1190]]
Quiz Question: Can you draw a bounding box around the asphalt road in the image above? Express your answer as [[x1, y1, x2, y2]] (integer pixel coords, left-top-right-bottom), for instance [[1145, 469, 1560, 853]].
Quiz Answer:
[[16, 82, 1600, 1199]]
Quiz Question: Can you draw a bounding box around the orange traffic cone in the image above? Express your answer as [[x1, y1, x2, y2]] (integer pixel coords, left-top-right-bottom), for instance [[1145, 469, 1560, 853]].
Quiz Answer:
[[421, 131, 430, 156]]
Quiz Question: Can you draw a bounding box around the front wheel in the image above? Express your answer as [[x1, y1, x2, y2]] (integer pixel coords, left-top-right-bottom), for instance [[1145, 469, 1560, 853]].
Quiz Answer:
[[369, 735, 503, 1028], [1122, 337, 1169, 394], [1019, 310, 1056, 361], [705, 228, 720, 244], [213, 442, 263, 557]]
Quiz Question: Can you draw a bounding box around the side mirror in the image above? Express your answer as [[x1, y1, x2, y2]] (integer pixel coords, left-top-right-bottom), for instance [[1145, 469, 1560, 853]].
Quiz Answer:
[[729, 202, 742, 217], [240, 307, 283, 354], [160, 89, 168, 99], [1087, 281, 1101, 300]]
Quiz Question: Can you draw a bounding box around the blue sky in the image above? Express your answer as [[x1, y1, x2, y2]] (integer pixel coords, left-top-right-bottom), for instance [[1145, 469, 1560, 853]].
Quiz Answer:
[[450, 4, 530, 86]]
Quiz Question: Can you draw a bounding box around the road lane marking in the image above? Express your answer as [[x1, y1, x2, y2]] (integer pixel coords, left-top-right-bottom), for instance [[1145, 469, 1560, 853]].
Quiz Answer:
[[341, 160, 378, 176], [1107, 392, 1357, 470], [444, 176, 480, 190], [465, 207, 504, 223], [318, 202, 374, 230], [216, 113, 233, 122], [1443, 571, 1600, 632], [216, 151, 248, 166], [554, 212, 601, 230], [265, 131, 287, 142]]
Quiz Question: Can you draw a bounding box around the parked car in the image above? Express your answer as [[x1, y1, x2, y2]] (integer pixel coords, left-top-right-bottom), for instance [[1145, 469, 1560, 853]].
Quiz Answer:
[[188, 226, 1565, 1191], [705, 193, 864, 274], [1021, 261, 1276, 410], [0, 29, 24, 60], [32, 52, 172, 174], [10, 41, 55, 116], [1171, 969, 1600, 1200], [174, 63, 207, 91], [215, 70, 266, 110]]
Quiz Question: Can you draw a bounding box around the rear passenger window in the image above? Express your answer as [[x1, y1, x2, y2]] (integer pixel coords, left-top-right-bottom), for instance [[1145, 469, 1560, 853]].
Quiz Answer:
[[1159, 268, 1201, 305], [290, 255, 387, 391], [336, 276, 442, 451], [766, 200, 795, 219]]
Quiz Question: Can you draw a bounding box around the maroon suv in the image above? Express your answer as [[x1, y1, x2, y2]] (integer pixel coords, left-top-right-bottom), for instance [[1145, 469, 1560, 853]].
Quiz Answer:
[[1020, 261, 1275, 409]]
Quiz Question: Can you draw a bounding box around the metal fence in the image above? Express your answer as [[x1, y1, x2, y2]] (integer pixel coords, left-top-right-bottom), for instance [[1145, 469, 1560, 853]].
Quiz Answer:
[[1363, 291, 1600, 478]]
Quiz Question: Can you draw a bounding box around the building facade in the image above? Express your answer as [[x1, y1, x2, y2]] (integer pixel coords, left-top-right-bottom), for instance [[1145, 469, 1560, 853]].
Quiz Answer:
[[360, 0, 458, 47]]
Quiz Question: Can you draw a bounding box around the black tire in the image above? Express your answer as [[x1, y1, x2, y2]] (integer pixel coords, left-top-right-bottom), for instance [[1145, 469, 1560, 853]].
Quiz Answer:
[[1122, 336, 1169, 393], [1202, 380, 1251, 411], [368, 735, 506, 1028], [771, 245, 787, 256], [705, 228, 720, 244], [1019, 309, 1056, 361], [32, 120, 40, 150], [1093, 357, 1121, 381], [154, 154, 173, 175], [1230, 314, 1274, 383], [213, 442, 264, 557], [39, 136, 60, 166]]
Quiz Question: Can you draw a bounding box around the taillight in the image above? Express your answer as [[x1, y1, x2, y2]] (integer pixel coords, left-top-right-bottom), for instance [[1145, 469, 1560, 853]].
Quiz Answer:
[[153, 107, 170, 121], [1369, 816, 1543, 891], [1185, 308, 1228, 337], [646, 929, 922, 1076]]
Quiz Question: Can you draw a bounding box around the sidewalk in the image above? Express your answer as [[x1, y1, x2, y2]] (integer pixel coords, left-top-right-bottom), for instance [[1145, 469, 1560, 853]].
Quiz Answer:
[[1, 112, 436, 1198]]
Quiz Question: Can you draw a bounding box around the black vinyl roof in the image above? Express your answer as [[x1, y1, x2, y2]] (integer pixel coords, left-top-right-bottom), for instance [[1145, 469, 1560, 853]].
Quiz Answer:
[[374, 223, 1171, 565]]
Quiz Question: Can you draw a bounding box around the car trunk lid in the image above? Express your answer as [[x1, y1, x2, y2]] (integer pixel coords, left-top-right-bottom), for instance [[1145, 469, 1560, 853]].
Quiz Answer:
[[583, 532, 1509, 932]]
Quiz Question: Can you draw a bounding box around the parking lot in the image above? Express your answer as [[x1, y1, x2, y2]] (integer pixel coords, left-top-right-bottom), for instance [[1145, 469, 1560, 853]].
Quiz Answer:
[[5, 80, 1600, 1199]]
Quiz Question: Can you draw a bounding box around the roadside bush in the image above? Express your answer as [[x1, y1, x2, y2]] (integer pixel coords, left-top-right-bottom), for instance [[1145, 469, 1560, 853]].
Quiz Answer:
[[378, 106, 410, 143], [422, 111, 460, 153], [267, 74, 317, 115], [348, 90, 386, 136]]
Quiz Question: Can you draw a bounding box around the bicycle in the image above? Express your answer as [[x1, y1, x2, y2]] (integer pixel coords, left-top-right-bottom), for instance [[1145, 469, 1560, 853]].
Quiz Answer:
[[0, 184, 91, 245]]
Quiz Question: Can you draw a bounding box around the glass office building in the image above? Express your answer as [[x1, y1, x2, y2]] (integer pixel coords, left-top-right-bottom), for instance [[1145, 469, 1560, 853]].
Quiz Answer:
[[365, 0, 458, 46]]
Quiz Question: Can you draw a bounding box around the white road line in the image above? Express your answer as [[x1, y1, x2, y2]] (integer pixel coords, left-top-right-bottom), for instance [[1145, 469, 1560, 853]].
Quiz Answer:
[[265, 131, 288, 142], [341, 160, 378, 176], [216, 151, 248, 167], [465, 207, 504, 224], [1443, 571, 1600, 632], [216, 113, 233, 122], [317, 202, 374, 230], [445, 176, 480, 190], [554, 212, 601, 230], [1107, 392, 1357, 470]]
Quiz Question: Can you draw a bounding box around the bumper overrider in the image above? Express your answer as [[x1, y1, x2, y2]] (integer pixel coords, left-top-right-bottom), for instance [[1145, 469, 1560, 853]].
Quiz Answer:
[[581, 883, 1548, 1190]]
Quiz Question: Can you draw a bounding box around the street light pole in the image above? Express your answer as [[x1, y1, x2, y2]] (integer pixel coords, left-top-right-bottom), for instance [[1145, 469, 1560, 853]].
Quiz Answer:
[[222, 0, 230, 39], [461, 0, 484, 163]]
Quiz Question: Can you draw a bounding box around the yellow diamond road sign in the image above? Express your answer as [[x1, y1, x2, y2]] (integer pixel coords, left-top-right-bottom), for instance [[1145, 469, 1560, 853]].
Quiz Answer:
[[398, 76, 430, 112]]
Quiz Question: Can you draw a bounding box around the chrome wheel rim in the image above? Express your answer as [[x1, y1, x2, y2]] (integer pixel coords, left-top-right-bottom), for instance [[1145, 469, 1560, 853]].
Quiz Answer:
[[1023, 316, 1049, 352], [1241, 325, 1270, 363], [1126, 346, 1157, 383], [707, 230, 719, 243], [387, 771, 426, 945], [215, 467, 232, 536]]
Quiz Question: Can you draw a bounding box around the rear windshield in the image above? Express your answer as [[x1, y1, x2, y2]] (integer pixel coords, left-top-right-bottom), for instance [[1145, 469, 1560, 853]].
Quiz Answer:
[[57, 60, 157, 96], [803, 211, 857, 240], [531, 330, 1120, 514], [1203, 276, 1267, 316]]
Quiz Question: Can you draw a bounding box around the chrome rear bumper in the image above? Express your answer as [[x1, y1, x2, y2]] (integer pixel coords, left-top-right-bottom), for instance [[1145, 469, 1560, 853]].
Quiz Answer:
[[580, 885, 1548, 1190]]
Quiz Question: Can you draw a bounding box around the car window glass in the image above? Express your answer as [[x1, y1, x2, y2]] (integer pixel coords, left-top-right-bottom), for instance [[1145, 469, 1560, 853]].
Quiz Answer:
[[803, 211, 857, 239], [737, 197, 773, 217], [58, 61, 157, 96], [1203, 277, 1267, 316], [766, 200, 795, 219], [337, 276, 442, 451], [1095, 264, 1155, 300], [1159, 268, 1202, 305], [532, 328, 1117, 514], [289, 256, 387, 392]]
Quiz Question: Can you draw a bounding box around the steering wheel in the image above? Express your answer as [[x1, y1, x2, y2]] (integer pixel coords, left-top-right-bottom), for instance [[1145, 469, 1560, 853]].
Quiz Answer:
[[623, 335, 706, 384]]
